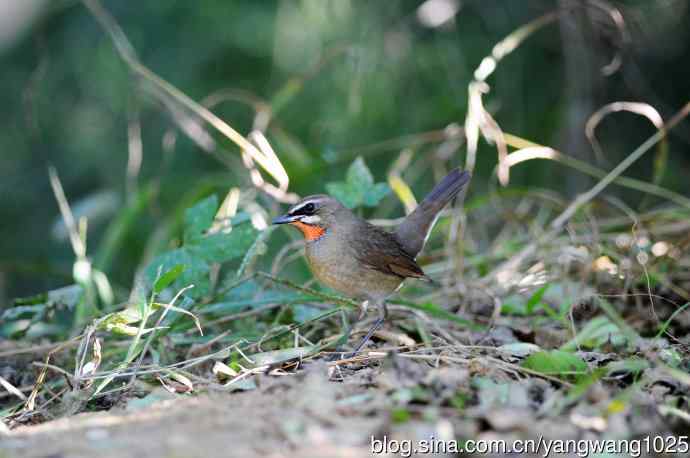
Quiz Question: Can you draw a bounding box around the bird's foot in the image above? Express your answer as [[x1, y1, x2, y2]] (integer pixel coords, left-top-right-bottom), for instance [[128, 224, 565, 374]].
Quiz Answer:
[[327, 316, 385, 361]]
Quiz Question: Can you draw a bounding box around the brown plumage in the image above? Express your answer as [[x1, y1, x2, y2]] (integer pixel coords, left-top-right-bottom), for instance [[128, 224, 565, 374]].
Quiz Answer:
[[351, 223, 428, 281], [273, 168, 470, 354]]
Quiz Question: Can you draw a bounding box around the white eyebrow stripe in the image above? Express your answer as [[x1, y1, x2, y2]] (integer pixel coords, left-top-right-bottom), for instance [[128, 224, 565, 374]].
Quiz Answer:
[[289, 198, 324, 214]]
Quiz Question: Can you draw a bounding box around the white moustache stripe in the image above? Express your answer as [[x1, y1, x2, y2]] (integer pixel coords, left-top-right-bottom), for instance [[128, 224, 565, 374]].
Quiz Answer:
[[300, 215, 321, 225]]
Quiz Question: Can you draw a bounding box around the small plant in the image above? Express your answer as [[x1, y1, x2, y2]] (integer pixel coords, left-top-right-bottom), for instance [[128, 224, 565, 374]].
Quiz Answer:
[[144, 195, 260, 299], [325, 157, 390, 209]]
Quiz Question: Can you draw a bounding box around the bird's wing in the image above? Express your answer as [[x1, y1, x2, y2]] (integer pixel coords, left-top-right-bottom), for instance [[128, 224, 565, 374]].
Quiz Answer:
[[352, 224, 428, 280]]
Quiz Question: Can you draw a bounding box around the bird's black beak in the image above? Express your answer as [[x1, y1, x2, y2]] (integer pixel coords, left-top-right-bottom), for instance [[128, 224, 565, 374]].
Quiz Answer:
[[272, 213, 300, 225]]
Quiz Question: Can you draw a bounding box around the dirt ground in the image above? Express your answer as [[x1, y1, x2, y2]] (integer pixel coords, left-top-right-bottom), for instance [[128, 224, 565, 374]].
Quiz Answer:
[[2, 327, 688, 458], [2, 364, 385, 458], [4, 354, 686, 458], [3, 357, 689, 458]]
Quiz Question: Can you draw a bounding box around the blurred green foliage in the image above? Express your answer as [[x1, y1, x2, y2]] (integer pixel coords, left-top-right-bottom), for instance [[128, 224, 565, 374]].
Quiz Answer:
[[1, 0, 689, 303]]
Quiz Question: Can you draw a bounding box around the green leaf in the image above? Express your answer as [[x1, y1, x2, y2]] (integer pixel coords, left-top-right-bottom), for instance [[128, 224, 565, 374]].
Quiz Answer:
[[605, 357, 649, 376], [324, 157, 389, 209], [346, 157, 374, 189], [525, 284, 549, 314], [500, 296, 527, 315], [450, 392, 468, 411], [0, 320, 31, 339], [95, 307, 168, 336], [293, 304, 324, 323], [325, 181, 361, 209], [98, 307, 142, 327], [188, 224, 258, 263], [154, 264, 186, 293], [560, 316, 626, 351], [184, 194, 218, 243], [500, 285, 553, 317], [522, 350, 588, 380], [102, 323, 153, 336], [391, 407, 411, 424], [144, 196, 261, 299], [363, 182, 391, 207], [1, 305, 45, 321], [145, 248, 210, 298]]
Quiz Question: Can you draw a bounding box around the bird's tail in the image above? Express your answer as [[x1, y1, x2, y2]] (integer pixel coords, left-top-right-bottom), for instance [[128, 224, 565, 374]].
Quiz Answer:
[[395, 169, 470, 257]]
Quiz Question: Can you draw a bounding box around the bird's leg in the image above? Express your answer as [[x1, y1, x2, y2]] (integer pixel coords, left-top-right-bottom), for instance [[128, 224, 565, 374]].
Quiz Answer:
[[351, 301, 387, 355], [328, 301, 367, 361]]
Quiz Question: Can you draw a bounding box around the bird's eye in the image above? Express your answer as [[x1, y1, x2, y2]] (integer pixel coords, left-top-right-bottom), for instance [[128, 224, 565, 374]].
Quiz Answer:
[[303, 202, 316, 214]]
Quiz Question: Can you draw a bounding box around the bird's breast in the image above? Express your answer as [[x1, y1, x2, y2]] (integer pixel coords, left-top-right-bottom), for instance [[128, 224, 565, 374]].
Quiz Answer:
[[304, 232, 403, 301]]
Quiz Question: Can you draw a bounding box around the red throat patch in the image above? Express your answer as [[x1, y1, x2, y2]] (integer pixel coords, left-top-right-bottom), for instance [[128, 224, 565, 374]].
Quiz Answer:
[[290, 221, 326, 241]]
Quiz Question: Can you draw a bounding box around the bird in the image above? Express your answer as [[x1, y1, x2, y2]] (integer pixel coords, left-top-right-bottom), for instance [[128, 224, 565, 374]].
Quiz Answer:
[[272, 168, 471, 355]]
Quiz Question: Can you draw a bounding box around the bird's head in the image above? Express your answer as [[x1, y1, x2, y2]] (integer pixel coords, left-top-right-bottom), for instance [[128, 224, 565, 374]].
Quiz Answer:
[[272, 195, 345, 241]]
